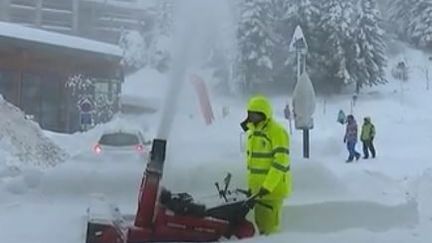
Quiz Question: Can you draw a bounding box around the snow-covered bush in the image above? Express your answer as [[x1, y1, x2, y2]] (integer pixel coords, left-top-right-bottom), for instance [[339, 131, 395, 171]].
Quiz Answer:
[[65, 75, 117, 126]]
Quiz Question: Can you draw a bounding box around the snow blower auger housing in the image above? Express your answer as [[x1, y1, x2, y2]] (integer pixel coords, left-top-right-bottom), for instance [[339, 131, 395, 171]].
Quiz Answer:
[[85, 138, 262, 243]]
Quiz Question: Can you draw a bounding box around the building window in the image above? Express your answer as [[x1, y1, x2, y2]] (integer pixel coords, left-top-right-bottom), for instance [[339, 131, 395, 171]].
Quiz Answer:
[[93, 78, 122, 102], [21, 72, 62, 131], [94, 81, 110, 99], [40, 77, 61, 131]]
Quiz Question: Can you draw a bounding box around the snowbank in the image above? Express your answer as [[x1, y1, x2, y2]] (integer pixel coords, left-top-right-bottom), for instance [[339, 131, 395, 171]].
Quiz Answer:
[[0, 96, 68, 169], [0, 96, 68, 195]]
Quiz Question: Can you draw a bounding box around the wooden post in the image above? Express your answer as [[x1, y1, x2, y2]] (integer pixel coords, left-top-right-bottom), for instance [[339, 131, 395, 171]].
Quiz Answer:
[[17, 48, 27, 107], [303, 129, 310, 158], [35, 0, 43, 27], [72, 0, 79, 34], [0, 0, 10, 21]]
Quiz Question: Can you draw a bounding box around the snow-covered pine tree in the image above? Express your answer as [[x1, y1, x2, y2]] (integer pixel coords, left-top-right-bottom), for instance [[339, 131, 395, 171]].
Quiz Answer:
[[268, 0, 295, 85], [318, 0, 357, 92], [297, 0, 321, 31], [269, 0, 291, 27], [119, 30, 148, 71], [93, 94, 115, 124], [155, 0, 174, 37], [387, 0, 417, 40], [203, 0, 242, 95], [118, 1, 174, 74], [350, 0, 387, 92], [408, 0, 432, 48], [236, 0, 275, 92]]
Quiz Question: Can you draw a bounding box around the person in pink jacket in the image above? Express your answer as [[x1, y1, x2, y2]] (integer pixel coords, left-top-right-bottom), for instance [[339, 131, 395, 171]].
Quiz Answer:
[[344, 115, 361, 162]]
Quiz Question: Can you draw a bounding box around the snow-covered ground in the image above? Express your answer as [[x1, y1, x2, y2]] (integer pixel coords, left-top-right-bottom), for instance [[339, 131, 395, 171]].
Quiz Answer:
[[1, 42, 432, 243]]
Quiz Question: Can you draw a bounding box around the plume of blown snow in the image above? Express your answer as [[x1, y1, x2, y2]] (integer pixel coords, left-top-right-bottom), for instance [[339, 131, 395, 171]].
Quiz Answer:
[[156, 0, 233, 140]]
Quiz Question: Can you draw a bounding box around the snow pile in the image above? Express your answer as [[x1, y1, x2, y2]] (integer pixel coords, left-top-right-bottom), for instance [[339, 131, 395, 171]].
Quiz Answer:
[[0, 96, 68, 169]]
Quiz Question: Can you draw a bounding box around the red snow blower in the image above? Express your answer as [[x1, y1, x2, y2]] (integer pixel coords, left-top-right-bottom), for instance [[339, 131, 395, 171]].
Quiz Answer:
[[85, 139, 270, 243]]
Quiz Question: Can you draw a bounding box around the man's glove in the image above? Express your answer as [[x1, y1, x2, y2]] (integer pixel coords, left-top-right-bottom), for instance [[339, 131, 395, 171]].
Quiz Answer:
[[255, 188, 270, 198]]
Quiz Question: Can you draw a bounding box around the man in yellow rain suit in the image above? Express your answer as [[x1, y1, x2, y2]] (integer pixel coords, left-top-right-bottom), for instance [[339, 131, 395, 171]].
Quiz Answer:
[[240, 95, 292, 235]]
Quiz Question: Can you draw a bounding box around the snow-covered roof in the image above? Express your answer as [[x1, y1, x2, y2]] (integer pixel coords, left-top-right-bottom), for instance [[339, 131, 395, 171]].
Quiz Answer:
[[0, 21, 123, 57], [84, 0, 156, 9]]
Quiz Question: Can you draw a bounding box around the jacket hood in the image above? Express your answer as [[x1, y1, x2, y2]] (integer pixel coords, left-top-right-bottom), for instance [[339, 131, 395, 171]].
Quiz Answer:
[[247, 95, 273, 120]]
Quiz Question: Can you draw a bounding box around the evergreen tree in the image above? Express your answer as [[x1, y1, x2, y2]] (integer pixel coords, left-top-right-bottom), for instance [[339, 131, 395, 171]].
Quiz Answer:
[[118, 2, 173, 73], [297, 0, 321, 31], [350, 0, 387, 92], [387, 0, 417, 40], [233, 0, 388, 94], [155, 0, 174, 36], [269, 0, 322, 90], [318, 0, 357, 92], [236, 0, 275, 92], [408, 0, 432, 48], [150, 0, 173, 73], [268, 0, 295, 86], [119, 30, 148, 71]]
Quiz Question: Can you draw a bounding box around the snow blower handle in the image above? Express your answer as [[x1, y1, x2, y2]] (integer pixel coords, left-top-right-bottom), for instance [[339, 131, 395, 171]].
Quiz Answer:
[[223, 173, 232, 194], [215, 173, 233, 202], [242, 193, 273, 211], [255, 200, 273, 211], [235, 189, 251, 197], [215, 182, 229, 202]]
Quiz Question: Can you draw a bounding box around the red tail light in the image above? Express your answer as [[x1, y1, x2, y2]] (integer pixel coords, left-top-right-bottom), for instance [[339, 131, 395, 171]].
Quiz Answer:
[[94, 144, 102, 154], [136, 144, 144, 153]]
